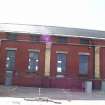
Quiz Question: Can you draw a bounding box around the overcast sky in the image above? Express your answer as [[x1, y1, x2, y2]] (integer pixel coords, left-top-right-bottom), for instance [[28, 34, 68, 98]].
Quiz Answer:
[[0, 0, 105, 31]]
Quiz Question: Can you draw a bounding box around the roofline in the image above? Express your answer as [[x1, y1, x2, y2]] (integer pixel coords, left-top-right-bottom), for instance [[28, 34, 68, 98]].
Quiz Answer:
[[1, 30, 105, 40], [0, 23, 105, 40]]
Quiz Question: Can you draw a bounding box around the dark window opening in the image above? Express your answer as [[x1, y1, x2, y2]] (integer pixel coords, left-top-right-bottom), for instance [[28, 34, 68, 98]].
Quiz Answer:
[[7, 33, 17, 40], [57, 37, 68, 43], [80, 38, 89, 44], [31, 34, 40, 42]]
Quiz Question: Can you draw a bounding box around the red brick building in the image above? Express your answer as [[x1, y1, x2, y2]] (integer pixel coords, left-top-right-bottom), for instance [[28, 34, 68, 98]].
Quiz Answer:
[[0, 23, 105, 91]]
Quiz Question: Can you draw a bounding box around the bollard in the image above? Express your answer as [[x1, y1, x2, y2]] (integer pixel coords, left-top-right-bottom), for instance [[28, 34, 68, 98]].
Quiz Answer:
[[101, 81, 105, 91], [85, 81, 92, 93]]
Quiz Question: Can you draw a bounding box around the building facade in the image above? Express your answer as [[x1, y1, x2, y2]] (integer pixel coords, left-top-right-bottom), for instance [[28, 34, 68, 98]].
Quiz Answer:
[[0, 23, 105, 91]]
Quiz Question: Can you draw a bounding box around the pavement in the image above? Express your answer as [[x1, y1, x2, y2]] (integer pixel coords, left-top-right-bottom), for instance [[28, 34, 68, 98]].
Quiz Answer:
[[0, 85, 105, 105]]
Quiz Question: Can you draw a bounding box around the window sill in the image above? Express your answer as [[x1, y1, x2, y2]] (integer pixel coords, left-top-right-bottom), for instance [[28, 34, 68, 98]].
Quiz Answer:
[[56, 75, 64, 78], [27, 71, 37, 73], [79, 74, 88, 79]]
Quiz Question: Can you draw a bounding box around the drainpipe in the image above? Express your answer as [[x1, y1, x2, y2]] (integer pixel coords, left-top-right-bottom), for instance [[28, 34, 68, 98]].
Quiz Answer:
[[92, 45, 95, 79]]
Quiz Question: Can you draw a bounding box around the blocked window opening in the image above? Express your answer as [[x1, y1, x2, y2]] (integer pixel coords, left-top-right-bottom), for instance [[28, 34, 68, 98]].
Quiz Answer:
[[79, 54, 89, 75]]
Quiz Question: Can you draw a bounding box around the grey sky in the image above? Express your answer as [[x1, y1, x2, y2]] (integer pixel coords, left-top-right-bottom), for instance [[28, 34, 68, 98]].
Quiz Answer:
[[0, 0, 105, 31]]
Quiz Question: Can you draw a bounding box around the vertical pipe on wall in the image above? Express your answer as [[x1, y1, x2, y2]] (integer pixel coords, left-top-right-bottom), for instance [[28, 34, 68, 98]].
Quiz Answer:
[[92, 46, 95, 79], [44, 43, 51, 76]]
